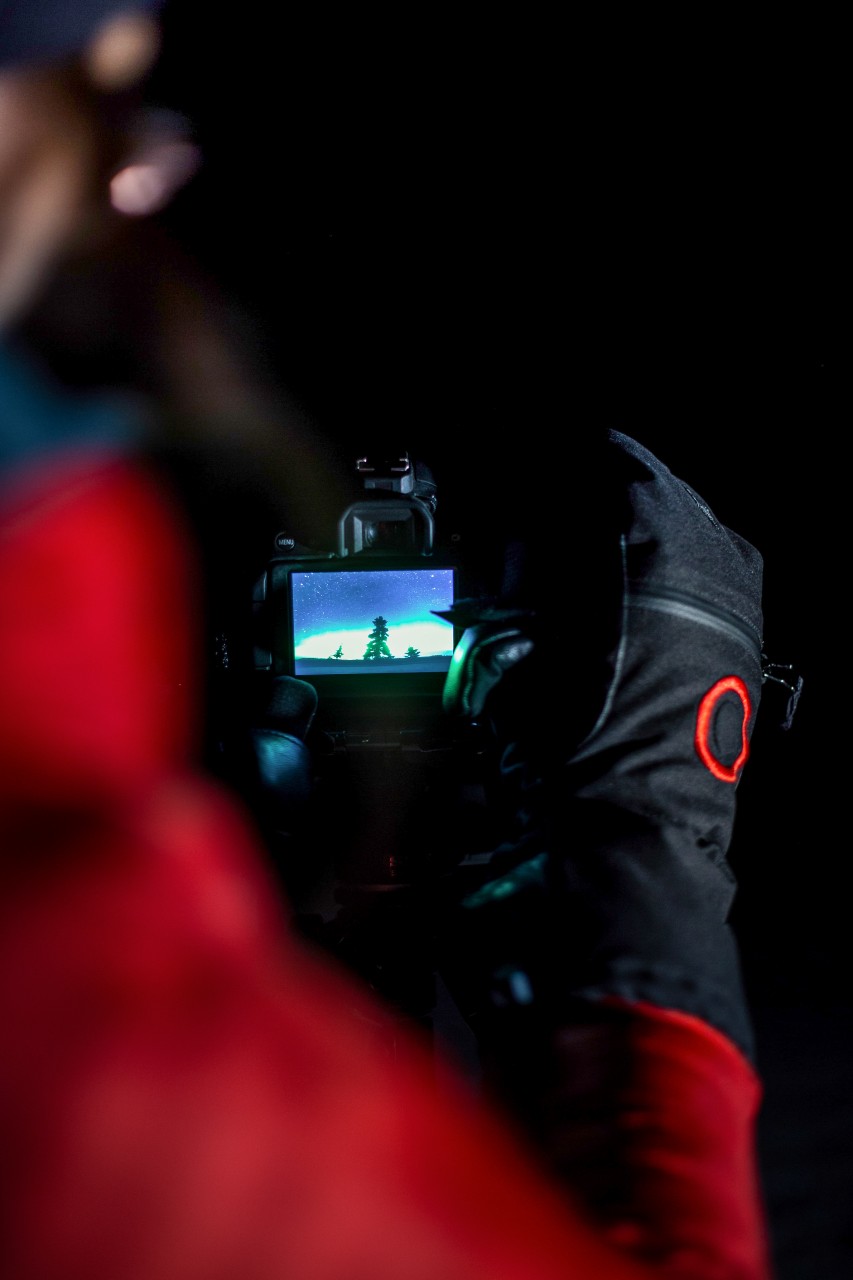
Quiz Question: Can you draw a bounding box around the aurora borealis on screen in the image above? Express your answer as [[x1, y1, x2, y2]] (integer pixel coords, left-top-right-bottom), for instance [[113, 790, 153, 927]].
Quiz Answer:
[[290, 568, 455, 669]]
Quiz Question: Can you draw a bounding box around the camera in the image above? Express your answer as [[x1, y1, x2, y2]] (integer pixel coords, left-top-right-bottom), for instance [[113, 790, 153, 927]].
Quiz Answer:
[[247, 452, 501, 1036], [247, 450, 499, 890], [253, 451, 463, 741]]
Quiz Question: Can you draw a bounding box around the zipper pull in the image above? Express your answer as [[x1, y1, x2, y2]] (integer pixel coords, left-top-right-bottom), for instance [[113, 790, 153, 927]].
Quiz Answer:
[[761, 654, 804, 730]]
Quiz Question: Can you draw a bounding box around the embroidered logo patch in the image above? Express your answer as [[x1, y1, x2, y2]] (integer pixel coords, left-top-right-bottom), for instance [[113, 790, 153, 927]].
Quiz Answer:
[[695, 675, 752, 782]]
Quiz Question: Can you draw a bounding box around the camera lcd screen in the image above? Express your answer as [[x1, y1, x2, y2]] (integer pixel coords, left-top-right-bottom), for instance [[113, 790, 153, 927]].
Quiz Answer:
[[289, 566, 457, 678]]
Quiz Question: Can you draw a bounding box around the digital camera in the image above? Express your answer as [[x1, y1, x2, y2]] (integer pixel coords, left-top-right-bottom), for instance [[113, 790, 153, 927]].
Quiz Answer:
[[253, 452, 463, 736]]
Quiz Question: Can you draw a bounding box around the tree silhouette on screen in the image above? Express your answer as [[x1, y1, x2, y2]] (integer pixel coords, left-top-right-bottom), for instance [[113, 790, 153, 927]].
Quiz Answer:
[[363, 616, 393, 660]]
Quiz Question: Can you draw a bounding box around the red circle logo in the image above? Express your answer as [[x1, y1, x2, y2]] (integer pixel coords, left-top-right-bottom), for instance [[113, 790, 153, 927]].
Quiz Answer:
[[695, 675, 752, 782]]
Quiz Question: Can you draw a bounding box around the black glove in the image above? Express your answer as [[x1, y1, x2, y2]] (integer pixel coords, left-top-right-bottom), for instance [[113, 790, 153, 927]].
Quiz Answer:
[[441, 431, 771, 1061]]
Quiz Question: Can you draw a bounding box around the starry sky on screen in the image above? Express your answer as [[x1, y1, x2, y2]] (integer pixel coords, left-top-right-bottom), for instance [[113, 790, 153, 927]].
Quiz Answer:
[[291, 568, 455, 660]]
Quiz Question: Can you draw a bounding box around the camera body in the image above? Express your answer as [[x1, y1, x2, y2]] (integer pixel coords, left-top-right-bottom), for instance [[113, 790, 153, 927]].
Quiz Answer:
[[249, 452, 501, 1023], [253, 452, 463, 741]]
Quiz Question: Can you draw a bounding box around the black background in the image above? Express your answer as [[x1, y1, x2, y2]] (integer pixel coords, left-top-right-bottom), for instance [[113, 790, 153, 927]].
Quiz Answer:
[[148, 8, 848, 1277]]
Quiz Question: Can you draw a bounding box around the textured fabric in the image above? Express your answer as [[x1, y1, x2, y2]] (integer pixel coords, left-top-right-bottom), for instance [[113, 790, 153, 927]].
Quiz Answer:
[[477, 994, 771, 1278], [592, 1001, 769, 1278], [552, 431, 763, 1056], [0, 454, 197, 812], [442, 429, 764, 1058]]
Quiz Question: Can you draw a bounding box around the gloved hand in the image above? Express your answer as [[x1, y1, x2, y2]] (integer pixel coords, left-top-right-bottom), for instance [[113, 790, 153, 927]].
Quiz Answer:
[[441, 430, 770, 1060]]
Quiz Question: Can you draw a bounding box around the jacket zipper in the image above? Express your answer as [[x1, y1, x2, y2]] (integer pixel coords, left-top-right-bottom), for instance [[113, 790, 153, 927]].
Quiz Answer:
[[627, 583, 763, 662]]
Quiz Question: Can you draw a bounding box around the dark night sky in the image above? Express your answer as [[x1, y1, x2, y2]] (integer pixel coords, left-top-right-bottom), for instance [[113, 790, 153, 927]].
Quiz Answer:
[[151, 7, 842, 439]]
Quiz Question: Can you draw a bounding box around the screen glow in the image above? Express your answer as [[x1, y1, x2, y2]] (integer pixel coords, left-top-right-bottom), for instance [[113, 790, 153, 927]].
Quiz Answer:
[[290, 567, 455, 676]]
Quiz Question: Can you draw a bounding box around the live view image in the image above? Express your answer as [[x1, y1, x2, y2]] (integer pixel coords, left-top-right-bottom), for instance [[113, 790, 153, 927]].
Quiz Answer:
[[291, 568, 456, 676]]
